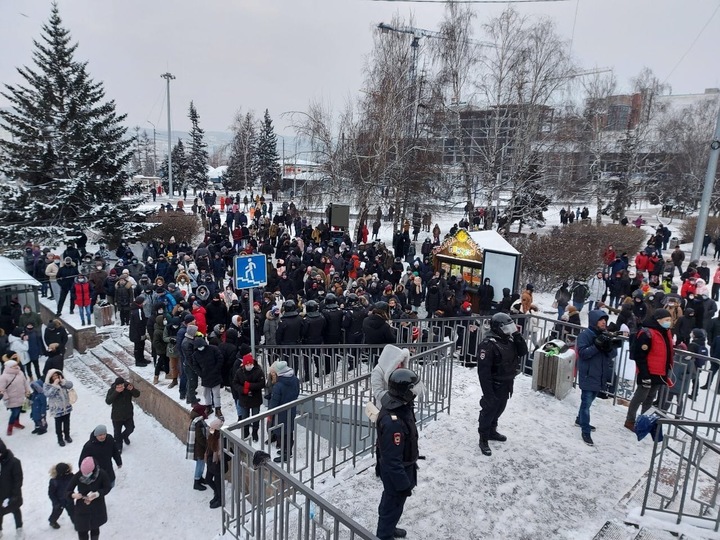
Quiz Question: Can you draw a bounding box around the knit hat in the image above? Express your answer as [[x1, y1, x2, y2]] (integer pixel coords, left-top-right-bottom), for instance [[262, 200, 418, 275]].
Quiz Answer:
[[183, 313, 196, 323], [93, 425, 107, 437], [134, 295, 145, 305], [191, 402, 208, 419], [272, 360, 290, 375], [4, 360, 17, 368], [187, 324, 198, 337], [653, 308, 671, 321], [208, 417, 223, 431], [526, 283, 534, 291], [461, 301, 472, 312], [242, 353, 254, 367], [109, 268, 117, 276], [80, 457, 95, 476]]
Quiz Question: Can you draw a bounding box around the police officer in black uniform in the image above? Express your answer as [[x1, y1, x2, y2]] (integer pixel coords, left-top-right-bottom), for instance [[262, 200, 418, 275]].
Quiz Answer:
[[375, 368, 422, 540], [477, 312, 528, 456]]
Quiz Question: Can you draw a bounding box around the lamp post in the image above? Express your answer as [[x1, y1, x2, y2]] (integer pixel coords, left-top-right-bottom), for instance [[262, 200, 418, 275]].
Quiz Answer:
[[160, 72, 175, 196], [146, 120, 157, 176]]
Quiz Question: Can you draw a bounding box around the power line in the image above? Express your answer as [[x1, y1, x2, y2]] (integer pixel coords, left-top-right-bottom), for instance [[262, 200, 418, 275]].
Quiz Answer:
[[366, 0, 569, 3], [663, 0, 720, 84]]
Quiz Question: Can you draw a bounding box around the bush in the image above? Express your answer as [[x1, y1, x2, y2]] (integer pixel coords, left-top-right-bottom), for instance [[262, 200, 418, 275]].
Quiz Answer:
[[138, 212, 202, 245], [510, 223, 646, 292], [678, 216, 720, 244]]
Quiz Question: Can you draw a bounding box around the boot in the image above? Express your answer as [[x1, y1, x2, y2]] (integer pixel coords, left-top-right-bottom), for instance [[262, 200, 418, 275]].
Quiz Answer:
[[168, 379, 178, 388], [6, 425, 12, 436], [193, 479, 207, 491], [209, 498, 221, 509], [153, 376, 159, 385], [58, 436, 65, 447], [215, 408, 224, 421], [487, 430, 507, 442], [65, 435, 72, 443], [624, 419, 635, 432], [242, 426, 250, 439], [12, 420, 25, 430], [252, 428, 259, 442], [479, 436, 491, 456], [394, 528, 407, 538]]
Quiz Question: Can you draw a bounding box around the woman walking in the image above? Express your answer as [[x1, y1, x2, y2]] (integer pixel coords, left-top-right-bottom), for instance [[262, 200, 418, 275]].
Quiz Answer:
[[44, 369, 74, 447], [68, 457, 111, 540], [0, 360, 31, 435]]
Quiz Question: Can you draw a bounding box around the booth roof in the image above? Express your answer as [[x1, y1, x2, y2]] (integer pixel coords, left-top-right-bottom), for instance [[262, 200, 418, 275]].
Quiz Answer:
[[0, 257, 41, 288], [468, 230, 520, 256]]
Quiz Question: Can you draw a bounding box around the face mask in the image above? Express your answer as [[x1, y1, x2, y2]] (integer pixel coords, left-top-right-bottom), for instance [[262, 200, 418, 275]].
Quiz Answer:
[[197, 346, 205, 351], [96, 266, 102, 270], [24, 308, 30, 313], [660, 321, 672, 329], [501, 322, 517, 336], [163, 320, 168, 326], [244, 365, 253, 372]]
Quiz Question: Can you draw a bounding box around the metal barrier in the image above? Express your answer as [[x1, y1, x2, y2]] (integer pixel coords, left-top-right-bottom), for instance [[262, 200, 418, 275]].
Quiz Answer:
[[220, 342, 454, 540], [641, 418, 720, 533]]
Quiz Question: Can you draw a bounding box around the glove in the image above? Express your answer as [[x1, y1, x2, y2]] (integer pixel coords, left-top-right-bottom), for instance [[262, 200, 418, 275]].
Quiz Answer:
[[398, 488, 413, 497], [641, 379, 652, 388], [594, 333, 613, 353], [86, 491, 99, 501], [243, 382, 251, 395]]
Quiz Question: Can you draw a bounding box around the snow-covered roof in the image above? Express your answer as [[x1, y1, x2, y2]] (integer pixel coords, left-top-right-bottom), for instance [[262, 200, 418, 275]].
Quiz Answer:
[[0, 257, 41, 288], [207, 165, 228, 179], [468, 230, 520, 255]]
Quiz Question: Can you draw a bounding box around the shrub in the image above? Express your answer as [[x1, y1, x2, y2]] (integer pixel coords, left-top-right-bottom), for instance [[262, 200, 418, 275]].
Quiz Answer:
[[510, 223, 646, 292], [138, 212, 202, 245], [678, 216, 720, 244]]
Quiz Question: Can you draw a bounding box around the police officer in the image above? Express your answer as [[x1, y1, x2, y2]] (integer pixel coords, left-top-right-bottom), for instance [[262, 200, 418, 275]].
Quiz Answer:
[[376, 368, 423, 540], [477, 312, 528, 456]]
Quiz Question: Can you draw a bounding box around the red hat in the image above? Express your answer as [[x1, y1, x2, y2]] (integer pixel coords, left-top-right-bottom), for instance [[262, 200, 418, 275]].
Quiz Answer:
[[253, 301, 260, 307], [461, 301, 472, 312], [412, 327, 420, 338], [242, 354, 254, 367]]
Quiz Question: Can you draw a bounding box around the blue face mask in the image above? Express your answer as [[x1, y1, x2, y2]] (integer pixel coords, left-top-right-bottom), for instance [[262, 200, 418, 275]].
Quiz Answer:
[[660, 321, 672, 329]]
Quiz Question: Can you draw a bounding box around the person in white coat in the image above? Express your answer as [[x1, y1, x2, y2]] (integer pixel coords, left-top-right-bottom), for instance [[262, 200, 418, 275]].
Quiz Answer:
[[371, 345, 410, 408], [587, 271, 607, 311]]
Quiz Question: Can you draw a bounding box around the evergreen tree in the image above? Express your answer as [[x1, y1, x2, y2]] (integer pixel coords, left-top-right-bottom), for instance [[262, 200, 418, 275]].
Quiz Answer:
[[140, 131, 156, 176], [226, 110, 257, 191], [158, 139, 188, 192], [0, 3, 143, 245], [186, 101, 209, 192], [255, 109, 280, 188]]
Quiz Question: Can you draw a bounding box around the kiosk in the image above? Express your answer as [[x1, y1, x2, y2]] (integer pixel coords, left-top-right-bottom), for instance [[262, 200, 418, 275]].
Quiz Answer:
[[431, 229, 521, 311]]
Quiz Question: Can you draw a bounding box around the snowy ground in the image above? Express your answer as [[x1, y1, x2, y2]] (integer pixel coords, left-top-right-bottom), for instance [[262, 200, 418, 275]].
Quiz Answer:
[[7, 355, 220, 540]]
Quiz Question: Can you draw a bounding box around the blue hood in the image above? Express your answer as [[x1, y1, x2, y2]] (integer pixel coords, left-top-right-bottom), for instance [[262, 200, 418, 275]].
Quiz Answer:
[[588, 309, 608, 330]]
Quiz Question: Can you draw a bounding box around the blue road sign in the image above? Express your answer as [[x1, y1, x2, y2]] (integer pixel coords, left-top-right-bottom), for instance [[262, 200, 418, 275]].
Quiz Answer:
[[234, 254, 267, 289]]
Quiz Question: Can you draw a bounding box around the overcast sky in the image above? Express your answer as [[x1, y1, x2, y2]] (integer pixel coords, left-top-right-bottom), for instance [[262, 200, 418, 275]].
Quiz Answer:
[[1, 0, 719, 136]]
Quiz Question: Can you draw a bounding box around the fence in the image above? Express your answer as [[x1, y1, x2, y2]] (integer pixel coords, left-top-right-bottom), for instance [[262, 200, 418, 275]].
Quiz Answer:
[[220, 342, 453, 540], [641, 418, 720, 533]]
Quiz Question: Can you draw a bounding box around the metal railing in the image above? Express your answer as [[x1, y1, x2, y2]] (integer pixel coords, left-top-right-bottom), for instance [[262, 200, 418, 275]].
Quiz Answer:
[[220, 342, 453, 540], [641, 418, 720, 533]]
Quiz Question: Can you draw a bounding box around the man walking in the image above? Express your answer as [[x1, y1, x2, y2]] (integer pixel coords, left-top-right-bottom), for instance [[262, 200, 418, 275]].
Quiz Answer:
[[129, 296, 149, 367], [477, 312, 528, 456], [105, 377, 140, 453]]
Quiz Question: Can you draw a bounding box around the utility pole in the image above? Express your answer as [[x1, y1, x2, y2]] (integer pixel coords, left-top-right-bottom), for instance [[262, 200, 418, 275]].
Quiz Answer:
[[691, 106, 720, 261], [161, 72, 175, 197], [147, 121, 157, 176]]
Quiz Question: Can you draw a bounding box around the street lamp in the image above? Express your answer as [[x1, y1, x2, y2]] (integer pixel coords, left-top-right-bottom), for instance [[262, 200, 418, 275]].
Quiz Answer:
[[160, 72, 175, 197], [146, 121, 157, 176]]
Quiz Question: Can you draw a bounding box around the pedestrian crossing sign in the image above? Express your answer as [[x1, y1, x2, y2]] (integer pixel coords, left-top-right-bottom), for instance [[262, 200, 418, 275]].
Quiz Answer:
[[234, 254, 267, 289]]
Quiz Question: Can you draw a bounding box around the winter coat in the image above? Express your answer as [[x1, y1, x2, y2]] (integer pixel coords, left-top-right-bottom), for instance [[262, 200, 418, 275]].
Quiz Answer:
[[79, 432, 122, 483], [45, 261, 59, 282], [105, 382, 139, 422], [301, 312, 326, 344], [192, 344, 224, 388], [30, 380, 47, 424], [232, 363, 266, 409], [48, 464, 73, 508], [192, 306, 208, 335], [114, 280, 134, 309], [321, 306, 344, 344], [205, 299, 228, 332], [263, 314, 279, 346], [576, 310, 616, 392], [425, 285, 441, 315], [7, 335, 29, 366], [0, 446, 23, 511], [129, 306, 146, 343], [152, 316, 167, 356], [276, 313, 303, 345], [0, 363, 31, 409], [42, 353, 64, 380], [362, 313, 396, 345], [73, 279, 92, 307], [17, 308, 41, 330], [57, 262, 79, 291], [587, 276, 606, 303], [25, 328, 44, 361], [268, 370, 300, 430], [67, 466, 111, 532], [44, 369, 74, 418]]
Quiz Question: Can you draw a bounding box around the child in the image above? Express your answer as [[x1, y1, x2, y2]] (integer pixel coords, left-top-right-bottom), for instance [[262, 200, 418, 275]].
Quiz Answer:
[[29, 379, 47, 434], [48, 462, 74, 529]]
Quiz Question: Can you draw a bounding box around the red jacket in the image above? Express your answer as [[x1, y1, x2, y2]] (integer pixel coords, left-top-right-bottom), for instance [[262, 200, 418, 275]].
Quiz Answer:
[[635, 326, 673, 378], [680, 280, 696, 298], [634, 253, 649, 272], [73, 281, 92, 307], [192, 306, 207, 335]]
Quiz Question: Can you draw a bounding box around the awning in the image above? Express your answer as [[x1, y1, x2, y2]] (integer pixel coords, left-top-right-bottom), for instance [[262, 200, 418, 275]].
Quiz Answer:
[[0, 256, 41, 288]]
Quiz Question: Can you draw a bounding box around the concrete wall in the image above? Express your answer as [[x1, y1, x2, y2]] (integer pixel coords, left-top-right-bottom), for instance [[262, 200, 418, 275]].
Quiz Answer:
[[39, 303, 102, 353]]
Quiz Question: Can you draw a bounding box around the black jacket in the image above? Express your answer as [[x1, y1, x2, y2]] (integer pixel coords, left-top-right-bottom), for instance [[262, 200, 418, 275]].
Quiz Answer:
[[376, 396, 418, 493], [0, 447, 22, 511], [321, 307, 344, 344], [192, 344, 224, 388], [67, 467, 111, 531], [231, 363, 266, 409], [362, 314, 396, 345], [301, 312, 326, 344], [105, 383, 140, 422], [79, 433, 122, 483], [276, 313, 303, 345]]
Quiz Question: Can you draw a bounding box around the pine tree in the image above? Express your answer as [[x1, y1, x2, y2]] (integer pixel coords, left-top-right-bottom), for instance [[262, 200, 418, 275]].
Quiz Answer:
[[140, 131, 156, 176], [226, 110, 257, 191], [0, 2, 143, 246], [159, 139, 188, 192], [255, 109, 280, 187], [186, 101, 209, 192]]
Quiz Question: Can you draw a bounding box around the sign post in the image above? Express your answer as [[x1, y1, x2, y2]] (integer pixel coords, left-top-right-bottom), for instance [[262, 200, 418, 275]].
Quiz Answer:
[[234, 254, 268, 361]]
